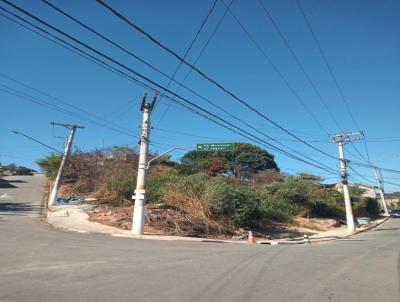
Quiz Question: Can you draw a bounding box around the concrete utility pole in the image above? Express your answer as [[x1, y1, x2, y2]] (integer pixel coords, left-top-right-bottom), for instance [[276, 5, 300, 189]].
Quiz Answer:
[[374, 167, 389, 216], [331, 132, 364, 232], [48, 122, 84, 207], [132, 93, 156, 235]]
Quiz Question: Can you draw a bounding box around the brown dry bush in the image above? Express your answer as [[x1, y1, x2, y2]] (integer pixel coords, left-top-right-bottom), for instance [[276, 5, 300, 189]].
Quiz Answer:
[[64, 148, 138, 203], [148, 174, 231, 236], [62, 148, 175, 206], [146, 207, 228, 237], [251, 170, 286, 186], [163, 191, 210, 218]]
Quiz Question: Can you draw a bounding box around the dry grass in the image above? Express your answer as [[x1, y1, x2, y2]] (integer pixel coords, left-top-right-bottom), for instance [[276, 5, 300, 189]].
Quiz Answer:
[[162, 191, 210, 218], [89, 205, 229, 237], [60, 149, 173, 205]]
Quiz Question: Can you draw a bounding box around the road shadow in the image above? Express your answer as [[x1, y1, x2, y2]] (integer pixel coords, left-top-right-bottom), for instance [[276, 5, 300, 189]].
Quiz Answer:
[[375, 227, 400, 232], [5, 180, 27, 183], [0, 202, 41, 216], [335, 239, 365, 242], [0, 179, 17, 189]]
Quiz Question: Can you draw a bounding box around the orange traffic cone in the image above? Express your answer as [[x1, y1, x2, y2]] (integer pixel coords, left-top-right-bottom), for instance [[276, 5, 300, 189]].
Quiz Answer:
[[248, 231, 256, 244]]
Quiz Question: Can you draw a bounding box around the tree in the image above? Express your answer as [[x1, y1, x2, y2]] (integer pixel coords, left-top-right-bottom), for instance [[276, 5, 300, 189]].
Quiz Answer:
[[349, 185, 366, 198], [180, 143, 279, 177], [14, 166, 35, 175], [264, 174, 321, 216], [7, 163, 17, 171], [251, 170, 285, 185], [208, 159, 225, 176], [37, 153, 62, 178], [0, 163, 35, 175]]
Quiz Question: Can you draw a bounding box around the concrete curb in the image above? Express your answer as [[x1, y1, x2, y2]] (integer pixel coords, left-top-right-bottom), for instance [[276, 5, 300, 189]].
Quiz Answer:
[[310, 216, 390, 242], [352, 216, 390, 235], [257, 217, 390, 245], [46, 205, 390, 245], [46, 205, 248, 244]]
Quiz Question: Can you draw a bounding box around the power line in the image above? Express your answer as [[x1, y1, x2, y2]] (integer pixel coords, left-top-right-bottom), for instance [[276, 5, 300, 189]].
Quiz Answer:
[[0, 82, 138, 140], [156, 0, 233, 127], [0, 0, 339, 174], [95, 0, 339, 160], [258, 0, 370, 166], [257, 1, 373, 165], [362, 139, 400, 143], [220, 0, 332, 137], [1, 10, 173, 145], [0, 10, 145, 88], [0, 72, 136, 135], [106, 99, 135, 122], [11, 130, 62, 153], [38, 0, 239, 130], [1, 83, 170, 149], [26, 0, 339, 172], [154, 126, 334, 144], [39, 0, 265, 148], [257, 0, 342, 133], [0, 9, 156, 138], [337, 169, 400, 182], [348, 165, 375, 185], [383, 180, 400, 187], [155, 0, 219, 120], [21, 0, 274, 146], [295, 0, 371, 164], [295, 0, 359, 130], [153, 127, 231, 141], [350, 161, 400, 175]]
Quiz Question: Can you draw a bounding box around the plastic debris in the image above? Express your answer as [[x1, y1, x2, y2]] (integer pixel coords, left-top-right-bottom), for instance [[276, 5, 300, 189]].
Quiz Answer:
[[84, 198, 97, 202], [56, 195, 85, 205]]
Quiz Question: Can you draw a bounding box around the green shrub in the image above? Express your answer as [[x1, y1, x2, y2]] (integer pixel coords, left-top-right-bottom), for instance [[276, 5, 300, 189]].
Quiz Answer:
[[263, 176, 319, 211], [170, 174, 210, 199], [365, 198, 380, 216], [206, 178, 263, 228], [261, 198, 294, 223], [106, 176, 136, 205], [352, 199, 380, 218], [147, 171, 180, 203], [37, 153, 62, 178], [311, 201, 345, 219]]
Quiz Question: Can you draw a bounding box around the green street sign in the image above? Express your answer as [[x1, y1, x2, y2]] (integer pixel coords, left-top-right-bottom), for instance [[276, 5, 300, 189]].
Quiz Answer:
[[196, 143, 235, 152]]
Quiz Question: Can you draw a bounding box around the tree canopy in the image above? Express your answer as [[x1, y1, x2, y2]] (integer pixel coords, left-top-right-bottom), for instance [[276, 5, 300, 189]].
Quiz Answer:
[[180, 143, 278, 177]]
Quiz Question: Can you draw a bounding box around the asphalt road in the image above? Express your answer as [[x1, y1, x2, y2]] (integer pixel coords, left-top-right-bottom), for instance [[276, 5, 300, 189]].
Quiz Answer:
[[0, 175, 399, 302]]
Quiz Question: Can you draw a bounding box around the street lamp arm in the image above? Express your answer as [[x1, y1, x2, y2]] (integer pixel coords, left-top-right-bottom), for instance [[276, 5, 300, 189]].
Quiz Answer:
[[145, 146, 194, 169]]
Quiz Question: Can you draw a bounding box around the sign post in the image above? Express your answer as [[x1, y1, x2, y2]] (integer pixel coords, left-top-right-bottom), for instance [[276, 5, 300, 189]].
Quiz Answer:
[[196, 143, 235, 152]]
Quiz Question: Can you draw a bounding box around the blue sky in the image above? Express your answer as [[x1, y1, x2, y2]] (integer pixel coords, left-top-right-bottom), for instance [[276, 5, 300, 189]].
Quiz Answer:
[[1, 0, 400, 191]]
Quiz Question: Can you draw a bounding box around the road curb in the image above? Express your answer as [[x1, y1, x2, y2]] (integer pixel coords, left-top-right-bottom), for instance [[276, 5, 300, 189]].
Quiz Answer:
[[46, 205, 250, 244], [46, 205, 391, 245], [257, 217, 391, 245], [352, 216, 390, 235]]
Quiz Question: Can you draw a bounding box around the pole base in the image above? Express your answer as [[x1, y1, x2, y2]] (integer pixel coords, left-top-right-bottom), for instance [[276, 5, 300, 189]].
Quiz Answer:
[[132, 202, 146, 235]]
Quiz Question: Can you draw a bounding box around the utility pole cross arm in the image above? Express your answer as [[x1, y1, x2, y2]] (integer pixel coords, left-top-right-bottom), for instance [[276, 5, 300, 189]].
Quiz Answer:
[[50, 122, 85, 129]]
